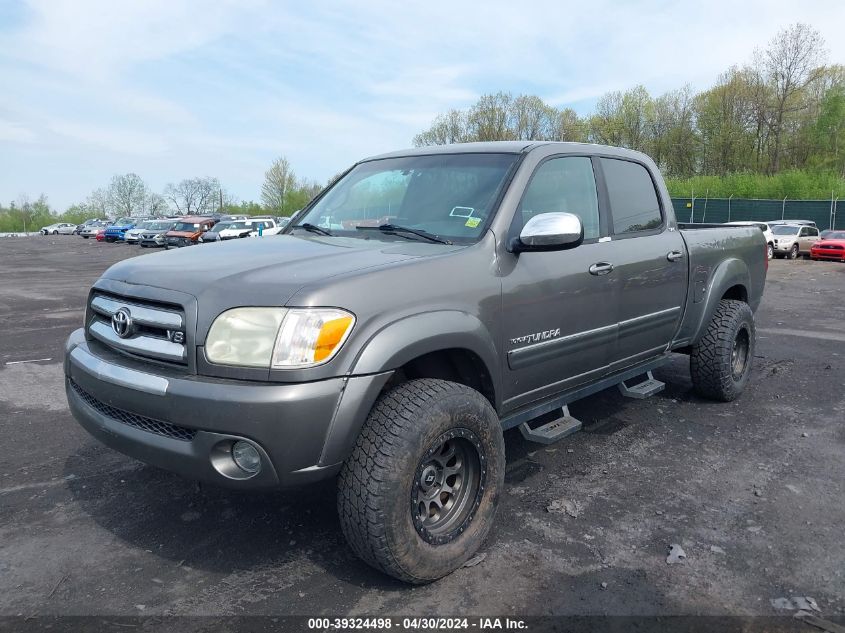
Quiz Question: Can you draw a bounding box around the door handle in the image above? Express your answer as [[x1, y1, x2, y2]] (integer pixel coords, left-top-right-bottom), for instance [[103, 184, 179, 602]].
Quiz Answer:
[[589, 262, 614, 276], [667, 250, 684, 262]]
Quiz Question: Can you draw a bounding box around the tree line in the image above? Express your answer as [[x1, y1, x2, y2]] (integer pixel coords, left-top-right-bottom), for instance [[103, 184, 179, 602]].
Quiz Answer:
[[0, 157, 327, 233], [413, 23, 845, 198]]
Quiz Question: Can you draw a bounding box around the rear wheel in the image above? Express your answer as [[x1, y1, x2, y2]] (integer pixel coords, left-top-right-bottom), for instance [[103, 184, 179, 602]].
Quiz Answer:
[[690, 299, 755, 402], [338, 378, 505, 584]]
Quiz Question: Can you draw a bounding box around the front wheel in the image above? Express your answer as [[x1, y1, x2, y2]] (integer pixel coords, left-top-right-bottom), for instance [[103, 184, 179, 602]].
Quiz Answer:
[[338, 379, 505, 584], [767, 244, 773, 260], [789, 244, 799, 260], [690, 299, 755, 402]]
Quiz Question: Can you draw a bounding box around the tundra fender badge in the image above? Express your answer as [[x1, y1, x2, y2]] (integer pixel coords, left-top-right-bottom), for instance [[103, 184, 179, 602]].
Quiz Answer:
[[510, 328, 561, 347]]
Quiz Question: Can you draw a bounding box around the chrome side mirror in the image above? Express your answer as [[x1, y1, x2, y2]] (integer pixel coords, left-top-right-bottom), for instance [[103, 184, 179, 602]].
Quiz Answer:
[[512, 212, 584, 252]]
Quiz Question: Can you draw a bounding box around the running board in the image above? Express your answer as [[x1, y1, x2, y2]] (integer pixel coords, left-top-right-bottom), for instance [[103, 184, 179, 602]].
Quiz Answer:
[[519, 406, 582, 445], [618, 371, 665, 399]]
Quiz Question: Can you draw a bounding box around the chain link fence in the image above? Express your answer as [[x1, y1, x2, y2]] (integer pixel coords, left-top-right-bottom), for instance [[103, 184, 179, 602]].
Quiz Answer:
[[671, 198, 842, 229]]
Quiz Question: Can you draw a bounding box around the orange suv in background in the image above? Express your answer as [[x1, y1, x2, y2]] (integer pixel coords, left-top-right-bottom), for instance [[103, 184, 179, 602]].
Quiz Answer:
[[164, 217, 218, 249]]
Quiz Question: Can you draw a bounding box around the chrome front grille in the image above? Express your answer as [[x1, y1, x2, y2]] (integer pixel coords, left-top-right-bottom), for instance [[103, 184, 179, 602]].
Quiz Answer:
[[88, 293, 187, 365], [69, 379, 196, 441]]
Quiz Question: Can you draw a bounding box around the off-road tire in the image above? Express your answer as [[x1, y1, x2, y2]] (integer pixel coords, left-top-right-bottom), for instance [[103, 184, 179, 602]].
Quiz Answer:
[[690, 299, 755, 402], [337, 378, 505, 584]]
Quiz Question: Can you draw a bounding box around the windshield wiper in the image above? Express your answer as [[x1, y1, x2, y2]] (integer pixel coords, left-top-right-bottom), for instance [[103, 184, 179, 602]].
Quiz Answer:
[[355, 224, 452, 245], [292, 223, 333, 236]]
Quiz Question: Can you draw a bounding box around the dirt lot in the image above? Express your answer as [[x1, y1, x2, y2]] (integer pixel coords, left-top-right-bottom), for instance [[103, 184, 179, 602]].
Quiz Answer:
[[0, 236, 843, 619]]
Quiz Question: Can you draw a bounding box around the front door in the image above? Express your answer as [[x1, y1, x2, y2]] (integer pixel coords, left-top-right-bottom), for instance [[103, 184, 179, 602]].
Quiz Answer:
[[501, 156, 617, 410]]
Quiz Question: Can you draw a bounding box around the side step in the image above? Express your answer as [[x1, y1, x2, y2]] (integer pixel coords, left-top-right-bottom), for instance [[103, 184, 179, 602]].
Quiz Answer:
[[519, 406, 582, 445], [618, 371, 665, 399]]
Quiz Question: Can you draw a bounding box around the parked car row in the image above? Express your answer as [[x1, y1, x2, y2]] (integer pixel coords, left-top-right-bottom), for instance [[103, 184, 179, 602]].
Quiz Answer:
[[721, 219, 844, 263], [64, 214, 294, 248]]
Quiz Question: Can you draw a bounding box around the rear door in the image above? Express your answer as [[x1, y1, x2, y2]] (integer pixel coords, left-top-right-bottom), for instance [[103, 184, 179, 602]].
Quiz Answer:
[[598, 157, 687, 369], [800, 226, 819, 254]]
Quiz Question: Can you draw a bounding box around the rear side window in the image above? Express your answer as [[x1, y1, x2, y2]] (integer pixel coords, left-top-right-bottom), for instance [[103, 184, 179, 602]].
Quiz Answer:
[[602, 158, 662, 235], [519, 157, 600, 240]]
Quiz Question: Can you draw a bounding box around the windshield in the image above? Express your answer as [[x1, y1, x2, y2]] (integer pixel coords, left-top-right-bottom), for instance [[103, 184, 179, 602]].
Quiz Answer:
[[820, 230, 845, 240], [112, 217, 131, 225], [293, 153, 519, 241], [772, 225, 799, 235], [172, 222, 201, 232], [146, 221, 173, 231], [216, 221, 250, 231]]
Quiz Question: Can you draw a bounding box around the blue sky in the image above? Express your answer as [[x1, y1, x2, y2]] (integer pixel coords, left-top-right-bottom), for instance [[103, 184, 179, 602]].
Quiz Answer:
[[1, 0, 844, 211]]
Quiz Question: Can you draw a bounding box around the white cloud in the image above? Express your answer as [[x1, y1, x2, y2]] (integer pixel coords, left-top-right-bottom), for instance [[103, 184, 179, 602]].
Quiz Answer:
[[0, 119, 36, 143], [2, 0, 845, 210]]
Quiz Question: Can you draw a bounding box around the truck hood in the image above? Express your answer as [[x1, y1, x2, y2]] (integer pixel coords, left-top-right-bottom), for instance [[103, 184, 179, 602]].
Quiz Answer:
[[100, 234, 436, 310]]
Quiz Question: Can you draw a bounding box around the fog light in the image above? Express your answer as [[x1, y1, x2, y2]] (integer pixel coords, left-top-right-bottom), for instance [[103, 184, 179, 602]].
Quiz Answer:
[[232, 440, 261, 474]]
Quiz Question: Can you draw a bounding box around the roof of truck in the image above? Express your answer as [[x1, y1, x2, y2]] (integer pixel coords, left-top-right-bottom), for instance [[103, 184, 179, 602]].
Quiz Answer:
[[363, 141, 650, 163]]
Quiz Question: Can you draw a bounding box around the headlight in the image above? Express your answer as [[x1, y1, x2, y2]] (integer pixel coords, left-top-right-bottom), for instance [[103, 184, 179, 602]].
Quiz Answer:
[[205, 307, 355, 369], [271, 308, 355, 368]]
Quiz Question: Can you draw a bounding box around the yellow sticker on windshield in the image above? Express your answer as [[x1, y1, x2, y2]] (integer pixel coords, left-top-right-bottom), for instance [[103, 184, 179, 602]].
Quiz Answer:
[[465, 217, 481, 228]]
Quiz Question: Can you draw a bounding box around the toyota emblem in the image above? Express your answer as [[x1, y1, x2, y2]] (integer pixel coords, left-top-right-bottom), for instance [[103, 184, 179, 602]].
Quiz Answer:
[[111, 307, 133, 338]]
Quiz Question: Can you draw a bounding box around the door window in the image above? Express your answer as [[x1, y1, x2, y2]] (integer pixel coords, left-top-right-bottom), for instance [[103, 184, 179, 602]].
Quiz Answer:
[[519, 157, 599, 239], [602, 158, 663, 235], [799, 227, 809, 237]]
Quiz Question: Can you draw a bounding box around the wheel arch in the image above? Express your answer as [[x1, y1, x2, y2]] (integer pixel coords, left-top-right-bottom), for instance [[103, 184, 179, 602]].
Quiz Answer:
[[318, 312, 501, 467], [351, 311, 501, 406], [685, 258, 752, 345]]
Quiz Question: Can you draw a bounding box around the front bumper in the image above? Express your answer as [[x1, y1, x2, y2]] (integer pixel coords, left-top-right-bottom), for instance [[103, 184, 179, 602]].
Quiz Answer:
[[165, 237, 194, 247], [811, 249, 845, 261], [64, 329, 391, 488]]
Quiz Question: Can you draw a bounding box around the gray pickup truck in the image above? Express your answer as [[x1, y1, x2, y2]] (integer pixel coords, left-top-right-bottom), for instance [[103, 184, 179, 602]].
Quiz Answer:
[[65, 141, 766, 583]]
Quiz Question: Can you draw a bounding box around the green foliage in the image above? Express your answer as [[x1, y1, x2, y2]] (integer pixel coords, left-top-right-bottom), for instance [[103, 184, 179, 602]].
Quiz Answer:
[[414, 25, 845, 188], [0, 195, 55, 232], [666, 170, 845, 199]]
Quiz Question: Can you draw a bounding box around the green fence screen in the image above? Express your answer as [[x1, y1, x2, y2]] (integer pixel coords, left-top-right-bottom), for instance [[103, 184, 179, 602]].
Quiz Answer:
[[670, 198, 843, 229]]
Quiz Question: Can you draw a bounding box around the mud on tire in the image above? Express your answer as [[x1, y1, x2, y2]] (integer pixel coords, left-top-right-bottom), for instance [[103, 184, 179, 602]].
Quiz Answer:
[[690, 299, 755, 402], [337, 378, 505, 584]]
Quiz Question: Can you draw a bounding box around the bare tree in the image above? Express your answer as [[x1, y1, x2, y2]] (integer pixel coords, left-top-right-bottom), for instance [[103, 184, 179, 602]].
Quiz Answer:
[[145, 192, 169, 217], [261, 157, 297, 214], [759, 23, 827, 171], [108, 173, 147, 218], [86, 188, 111, 218], [164, 177, 221, 216]]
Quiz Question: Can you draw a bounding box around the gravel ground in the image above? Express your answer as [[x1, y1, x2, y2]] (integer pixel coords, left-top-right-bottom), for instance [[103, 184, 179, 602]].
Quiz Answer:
[[0, 236, 843, 620]]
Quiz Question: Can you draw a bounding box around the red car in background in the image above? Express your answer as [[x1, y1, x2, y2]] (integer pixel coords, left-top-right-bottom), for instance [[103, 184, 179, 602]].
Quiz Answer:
[[95, 228, 106, 242], [810, 230, 845, 262]]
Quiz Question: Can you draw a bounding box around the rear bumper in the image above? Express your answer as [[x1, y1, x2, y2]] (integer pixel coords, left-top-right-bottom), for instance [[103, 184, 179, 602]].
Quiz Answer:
[[64, 329, 392, 489]]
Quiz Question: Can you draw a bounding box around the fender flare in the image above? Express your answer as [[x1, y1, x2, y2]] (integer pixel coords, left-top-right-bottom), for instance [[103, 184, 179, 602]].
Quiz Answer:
[[687, 257, 751, 345], [351, 310, 500, 390], [317, 311, 502, 467]]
